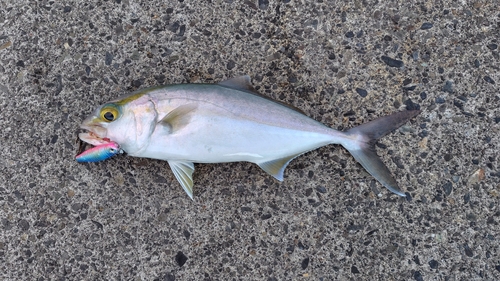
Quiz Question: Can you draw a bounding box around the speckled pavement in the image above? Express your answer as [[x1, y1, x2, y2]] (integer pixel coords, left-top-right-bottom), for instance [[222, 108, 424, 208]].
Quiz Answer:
[[1, 1, 499, 280]]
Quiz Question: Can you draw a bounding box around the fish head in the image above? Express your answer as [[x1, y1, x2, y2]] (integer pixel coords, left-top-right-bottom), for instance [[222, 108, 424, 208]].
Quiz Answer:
[[79, 91, 157, 154]]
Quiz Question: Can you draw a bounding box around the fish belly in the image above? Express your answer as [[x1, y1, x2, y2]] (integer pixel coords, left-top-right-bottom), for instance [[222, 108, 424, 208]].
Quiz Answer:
[[137, 115, 335, 164]]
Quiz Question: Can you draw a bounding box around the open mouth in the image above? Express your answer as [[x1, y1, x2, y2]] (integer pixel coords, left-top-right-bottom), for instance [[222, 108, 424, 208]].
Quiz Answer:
[[78, 125, 111, 145], [79, 130, 111, 145], [76, 128, 113, 155], [75, 131, 121, 162]]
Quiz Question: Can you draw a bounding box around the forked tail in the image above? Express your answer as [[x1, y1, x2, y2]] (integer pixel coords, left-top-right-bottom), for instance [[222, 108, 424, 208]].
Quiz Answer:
[[342, 110, 421, 197]]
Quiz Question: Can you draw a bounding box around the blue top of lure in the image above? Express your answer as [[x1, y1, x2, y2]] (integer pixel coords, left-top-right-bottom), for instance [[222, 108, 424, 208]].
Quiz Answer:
[[76, 142, 121, 163]]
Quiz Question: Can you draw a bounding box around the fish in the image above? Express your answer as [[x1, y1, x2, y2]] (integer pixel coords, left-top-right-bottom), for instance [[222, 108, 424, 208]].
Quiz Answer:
[[78, 75, 420, 199], [75, 142, 121, 163]]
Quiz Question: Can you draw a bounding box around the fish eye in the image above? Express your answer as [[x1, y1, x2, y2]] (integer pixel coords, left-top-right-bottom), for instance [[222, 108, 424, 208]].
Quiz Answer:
[[100, 105, 120, 122], [104, 112, 114, 121]]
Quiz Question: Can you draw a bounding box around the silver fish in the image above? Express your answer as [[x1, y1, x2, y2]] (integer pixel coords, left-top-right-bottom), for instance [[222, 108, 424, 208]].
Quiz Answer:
[[79, 76, 420, 199]]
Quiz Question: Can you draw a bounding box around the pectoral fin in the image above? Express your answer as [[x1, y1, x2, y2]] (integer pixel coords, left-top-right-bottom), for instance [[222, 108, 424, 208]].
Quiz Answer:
[[257, 153, 301, 181], [168, 161, 195, 199], [160, 104, 198, 133]]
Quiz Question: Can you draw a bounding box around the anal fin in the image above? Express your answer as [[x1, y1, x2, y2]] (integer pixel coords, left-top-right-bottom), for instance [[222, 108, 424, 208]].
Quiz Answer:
[[168, 160, 195, 199], [257, 153, 301, 181]]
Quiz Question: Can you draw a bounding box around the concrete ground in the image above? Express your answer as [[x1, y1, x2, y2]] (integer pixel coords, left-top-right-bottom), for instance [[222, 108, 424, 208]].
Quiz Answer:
[[1, 0, 499, 280]]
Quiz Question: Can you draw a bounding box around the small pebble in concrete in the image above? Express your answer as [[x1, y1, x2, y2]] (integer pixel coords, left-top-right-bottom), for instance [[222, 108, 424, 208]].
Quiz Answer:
[[420, 22, 433, 30], [443, 81, 454, 93], [105, 52, 113, 65], [356, 88, 368, 97], [175, 251, 188, 267], [301, 257, 309, 269], [487, 43, 497, 50], [483, 76, 495, 84], [381, 56, 404, 67]]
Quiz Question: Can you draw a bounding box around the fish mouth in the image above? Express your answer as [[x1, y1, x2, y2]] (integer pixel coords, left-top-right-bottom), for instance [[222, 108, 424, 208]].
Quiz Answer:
[[78, 130, 111, 146], [77, 123, 112, 145], [76, 127, 113, 156]]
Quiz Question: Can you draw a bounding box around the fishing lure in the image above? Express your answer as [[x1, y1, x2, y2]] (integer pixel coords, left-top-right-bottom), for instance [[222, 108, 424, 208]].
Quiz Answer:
[[75, 142, 121, 163]]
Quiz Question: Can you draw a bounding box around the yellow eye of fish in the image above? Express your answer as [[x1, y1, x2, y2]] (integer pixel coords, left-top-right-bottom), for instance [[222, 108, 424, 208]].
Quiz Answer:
[[100, 106, 119, 122]]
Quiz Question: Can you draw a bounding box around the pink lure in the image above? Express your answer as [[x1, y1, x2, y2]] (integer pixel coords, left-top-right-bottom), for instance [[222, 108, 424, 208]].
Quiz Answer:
[[76, 142, 120, 163]]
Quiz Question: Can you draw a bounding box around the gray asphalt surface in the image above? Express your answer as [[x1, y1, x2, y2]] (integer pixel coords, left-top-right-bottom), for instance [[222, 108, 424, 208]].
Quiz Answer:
[[1, 1, 499, 280]]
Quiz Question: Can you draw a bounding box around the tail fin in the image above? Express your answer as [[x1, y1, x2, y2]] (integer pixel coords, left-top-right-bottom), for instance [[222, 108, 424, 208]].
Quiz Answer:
[[343, 110, 420, 197]]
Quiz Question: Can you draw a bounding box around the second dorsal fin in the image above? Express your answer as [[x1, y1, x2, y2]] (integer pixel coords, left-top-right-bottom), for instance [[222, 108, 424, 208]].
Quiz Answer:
[[218, 75, 256, 92], [218, 76, 307, 116]]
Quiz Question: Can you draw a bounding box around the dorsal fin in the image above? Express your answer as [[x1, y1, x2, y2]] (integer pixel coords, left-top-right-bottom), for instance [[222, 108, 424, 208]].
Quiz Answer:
[[218, 76, 307, 116], [218, 75, 256, 92]]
